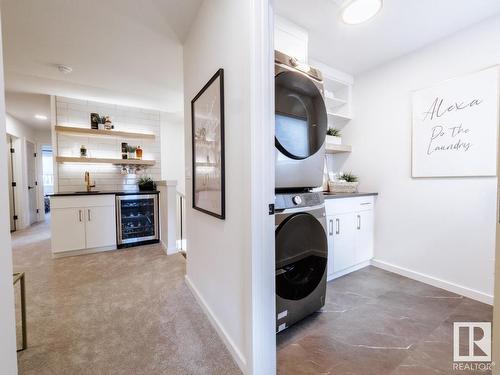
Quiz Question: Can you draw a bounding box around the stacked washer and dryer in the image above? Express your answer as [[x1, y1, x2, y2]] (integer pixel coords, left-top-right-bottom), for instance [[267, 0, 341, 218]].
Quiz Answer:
[[274, 50, 329, 333]]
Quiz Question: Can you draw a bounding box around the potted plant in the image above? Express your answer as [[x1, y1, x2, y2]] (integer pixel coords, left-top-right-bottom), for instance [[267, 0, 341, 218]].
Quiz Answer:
[[326, 128, 342, 145], [137, 176, 156, 191], [328, 172, 359, 193], [127, 145, 137, 159]]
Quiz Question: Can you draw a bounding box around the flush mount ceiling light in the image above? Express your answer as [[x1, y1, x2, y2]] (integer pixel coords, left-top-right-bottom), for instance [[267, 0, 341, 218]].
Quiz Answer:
[[34, 114, 48, 120], [341, 0, 383, 24], [57, 64, 73, 74]]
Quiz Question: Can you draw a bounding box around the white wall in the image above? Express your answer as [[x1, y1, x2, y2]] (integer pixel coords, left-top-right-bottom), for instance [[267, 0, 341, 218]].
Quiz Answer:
[[343, 15, 500, 303], [183, 0, 275, 374], [0, 13, 20, 375], [160, 112, 185, 194], [54, 96, 162, 192]]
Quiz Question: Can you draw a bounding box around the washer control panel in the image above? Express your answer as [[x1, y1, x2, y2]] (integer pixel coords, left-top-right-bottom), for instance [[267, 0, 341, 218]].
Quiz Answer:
[[275, 192, 324, 210]]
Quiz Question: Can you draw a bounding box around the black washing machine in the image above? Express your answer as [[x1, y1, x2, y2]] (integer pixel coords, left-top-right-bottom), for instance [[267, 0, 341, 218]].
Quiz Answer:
[[275, 191, 327, 333]]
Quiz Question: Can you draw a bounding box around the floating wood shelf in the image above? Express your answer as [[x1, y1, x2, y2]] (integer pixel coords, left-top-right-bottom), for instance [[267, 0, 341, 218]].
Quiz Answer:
[[55, 125, 155, 139], [325, 144, 352, 154], [56, 156, 155, 166]]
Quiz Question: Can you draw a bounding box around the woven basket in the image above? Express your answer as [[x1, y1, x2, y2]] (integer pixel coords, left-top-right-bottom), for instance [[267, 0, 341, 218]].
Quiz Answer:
[[328, 180, 359, 193]]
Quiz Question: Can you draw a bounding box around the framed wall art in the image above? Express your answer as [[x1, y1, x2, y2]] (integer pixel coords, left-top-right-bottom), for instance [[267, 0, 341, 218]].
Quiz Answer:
[[191, 69, 225, 219], [412, 67, 499, 177]]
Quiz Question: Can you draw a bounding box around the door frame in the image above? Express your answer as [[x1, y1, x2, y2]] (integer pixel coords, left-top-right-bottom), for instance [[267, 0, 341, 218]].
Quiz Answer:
[[25, 140, 38, 225], [6, 135, 17, 231]]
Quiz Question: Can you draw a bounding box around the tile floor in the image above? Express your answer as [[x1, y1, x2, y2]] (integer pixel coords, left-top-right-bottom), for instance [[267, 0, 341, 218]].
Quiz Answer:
[[277, 266, 493, 375], [11, 220, 240, 375]]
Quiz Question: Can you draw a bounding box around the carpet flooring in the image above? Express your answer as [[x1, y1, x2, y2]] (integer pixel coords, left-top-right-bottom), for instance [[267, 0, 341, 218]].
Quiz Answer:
[[12, 219, 241, 375]]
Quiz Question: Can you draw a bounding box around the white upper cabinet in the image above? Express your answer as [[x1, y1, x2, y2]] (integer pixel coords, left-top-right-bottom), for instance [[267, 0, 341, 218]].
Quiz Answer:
[[274, 15, 308, 63]]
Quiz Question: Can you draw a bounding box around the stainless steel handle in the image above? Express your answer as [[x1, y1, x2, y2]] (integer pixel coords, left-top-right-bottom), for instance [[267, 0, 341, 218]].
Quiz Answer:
[[357, 214, 361, 230], [335, 218, 340, 235], [78, 210, 82, 222], [88, 209, 91, 221], [328, 219, 333, 236]]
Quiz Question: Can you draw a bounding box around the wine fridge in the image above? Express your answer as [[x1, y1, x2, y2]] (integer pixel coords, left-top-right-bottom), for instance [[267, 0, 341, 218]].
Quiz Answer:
[[116, 194, 159, 247]]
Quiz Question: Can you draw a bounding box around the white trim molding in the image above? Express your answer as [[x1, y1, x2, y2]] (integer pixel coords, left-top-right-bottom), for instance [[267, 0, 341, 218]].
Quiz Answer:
[[371, 259, 493, 305], [185, 275, 247, 372]]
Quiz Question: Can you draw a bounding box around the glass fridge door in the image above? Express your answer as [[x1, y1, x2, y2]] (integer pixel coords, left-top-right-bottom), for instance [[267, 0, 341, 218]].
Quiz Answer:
[[117, 195, 158, 244]]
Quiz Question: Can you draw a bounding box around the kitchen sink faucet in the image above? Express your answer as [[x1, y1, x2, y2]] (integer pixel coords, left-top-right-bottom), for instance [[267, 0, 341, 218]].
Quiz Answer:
[[84, 171, 96, 192]]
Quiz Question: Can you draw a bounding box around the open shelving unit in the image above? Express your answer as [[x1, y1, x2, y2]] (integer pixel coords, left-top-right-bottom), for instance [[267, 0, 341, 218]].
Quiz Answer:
[[55, 125, 155, 139], [56, 156, 155, 166]]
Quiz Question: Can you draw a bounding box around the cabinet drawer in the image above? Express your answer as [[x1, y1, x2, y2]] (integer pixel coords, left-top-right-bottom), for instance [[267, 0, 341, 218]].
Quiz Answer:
[[325, 196, 374, 216], [50, 194, 115, 209]]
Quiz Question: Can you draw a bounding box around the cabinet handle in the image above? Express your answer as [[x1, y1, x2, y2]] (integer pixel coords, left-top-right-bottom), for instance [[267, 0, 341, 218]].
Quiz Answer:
[[88, 209, 91, 221], [335, 218, 340, 235], [78, 210, 82, 222], [328, 219, 333, 236], [357, 214, 361, 230]]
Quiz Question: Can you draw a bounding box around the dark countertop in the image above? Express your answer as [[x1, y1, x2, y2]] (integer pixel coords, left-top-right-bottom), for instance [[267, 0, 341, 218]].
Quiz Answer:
[[323, 192, 378, 199], [49, 190, 159, 197]]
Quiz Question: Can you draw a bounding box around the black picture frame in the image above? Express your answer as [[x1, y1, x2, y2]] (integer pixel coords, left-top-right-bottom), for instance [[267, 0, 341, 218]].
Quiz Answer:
[[191, 69, 225, 219]]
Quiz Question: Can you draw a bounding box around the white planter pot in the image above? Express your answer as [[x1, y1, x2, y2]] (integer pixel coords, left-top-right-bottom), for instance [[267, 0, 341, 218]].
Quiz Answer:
[[326, 135, 342, 145]]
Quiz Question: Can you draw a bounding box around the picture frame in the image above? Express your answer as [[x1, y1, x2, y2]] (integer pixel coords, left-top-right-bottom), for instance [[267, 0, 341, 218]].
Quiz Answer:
[[191, 69, 225, 219]]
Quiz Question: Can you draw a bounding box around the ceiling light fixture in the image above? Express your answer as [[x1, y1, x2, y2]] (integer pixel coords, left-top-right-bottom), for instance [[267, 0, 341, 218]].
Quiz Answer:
[[34, 114, 48, 120], [57, 64, 73, 74], [341, 0, 382, 25]]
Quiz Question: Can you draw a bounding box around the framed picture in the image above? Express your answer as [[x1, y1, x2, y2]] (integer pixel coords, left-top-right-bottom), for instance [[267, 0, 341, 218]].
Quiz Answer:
[[191, 69, 225, 219], [412, 67, 499, 177]]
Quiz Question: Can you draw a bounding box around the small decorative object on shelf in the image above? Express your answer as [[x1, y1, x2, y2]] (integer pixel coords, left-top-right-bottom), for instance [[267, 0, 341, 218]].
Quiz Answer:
[[127, 145, 137, 159], [136, 146, 143, 160], [121, 142, 128, 159], [104, 116, 113, 130], [326, 128, 342, 145], [90, 113, 100, 129], [80, 145, 87, 157], [328, 172, 359, 193], [137, 176, 156, 191]]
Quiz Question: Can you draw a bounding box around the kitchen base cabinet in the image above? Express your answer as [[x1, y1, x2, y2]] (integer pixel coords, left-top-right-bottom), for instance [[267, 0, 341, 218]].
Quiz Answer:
[[50, 195, 116, 256], [325, 196, 375, 281]]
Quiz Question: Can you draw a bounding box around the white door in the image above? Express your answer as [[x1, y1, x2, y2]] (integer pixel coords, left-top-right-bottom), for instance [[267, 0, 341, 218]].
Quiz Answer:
[[332, 213, 356, 273], [51, 207, 86, 252], [355, 210, 374, 263], [85, 206, 116, 249], [26, 141, 37, 225]]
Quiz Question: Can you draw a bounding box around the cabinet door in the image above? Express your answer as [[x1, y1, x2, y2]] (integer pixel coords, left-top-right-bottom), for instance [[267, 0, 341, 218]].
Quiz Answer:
[[85, 206, 116, 249], [332, 213, 356, 274], [51, 207, 86, 253], [355, 210, 374, 263]]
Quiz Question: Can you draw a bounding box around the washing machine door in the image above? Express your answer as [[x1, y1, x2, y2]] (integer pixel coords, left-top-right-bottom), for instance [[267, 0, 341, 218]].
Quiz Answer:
[[275, 70, 327, 160], [275, 212, 327, 301]]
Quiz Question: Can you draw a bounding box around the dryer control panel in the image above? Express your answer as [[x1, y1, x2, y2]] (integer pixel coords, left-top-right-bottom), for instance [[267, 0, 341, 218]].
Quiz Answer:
[[275, 192, 324, 210]]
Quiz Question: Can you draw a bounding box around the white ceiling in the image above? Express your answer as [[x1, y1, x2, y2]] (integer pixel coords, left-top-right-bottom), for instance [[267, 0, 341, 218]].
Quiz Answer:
[[273, 0, 500, 75], [5, 92, 51, 130], [1, 0, 202, 118]]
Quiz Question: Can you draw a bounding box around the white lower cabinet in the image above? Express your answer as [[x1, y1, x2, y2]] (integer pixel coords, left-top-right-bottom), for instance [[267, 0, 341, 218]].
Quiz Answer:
[[51, 207, 86, 252], [51, 195, 116, 254], [325, 196, 375, 281]]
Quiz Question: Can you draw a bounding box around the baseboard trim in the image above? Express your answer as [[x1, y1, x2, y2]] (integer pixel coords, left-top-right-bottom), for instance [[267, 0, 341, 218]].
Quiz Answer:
[[327, 260, 371, 282], [52, 245, 116, 258], [184, 275, 247, 373], [371, 259, 493, 305]]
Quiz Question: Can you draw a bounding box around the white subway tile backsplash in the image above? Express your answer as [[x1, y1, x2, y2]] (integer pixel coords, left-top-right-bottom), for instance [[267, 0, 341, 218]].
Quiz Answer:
[[56, 96, 162, 192]]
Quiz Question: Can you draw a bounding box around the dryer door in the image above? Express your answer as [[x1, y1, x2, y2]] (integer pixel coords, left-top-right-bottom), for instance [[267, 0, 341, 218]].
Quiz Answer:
[[275, 70, 327, 160], [276, 212, 327, 301]]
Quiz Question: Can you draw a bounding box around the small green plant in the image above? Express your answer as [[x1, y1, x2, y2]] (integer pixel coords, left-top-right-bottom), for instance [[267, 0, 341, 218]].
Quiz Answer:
[[127, 145, 137, 153], [327, 128, 341, 137], [137, 176, 156, 191], [339, 172, 358, 183]]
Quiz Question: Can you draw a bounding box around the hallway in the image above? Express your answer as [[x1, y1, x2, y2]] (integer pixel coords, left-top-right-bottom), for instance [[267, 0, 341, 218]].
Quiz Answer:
[[11, 221, 240, 375]]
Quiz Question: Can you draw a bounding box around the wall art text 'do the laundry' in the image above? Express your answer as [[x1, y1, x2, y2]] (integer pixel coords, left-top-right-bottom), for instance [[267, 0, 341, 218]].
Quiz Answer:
[[412, 67, 499, 177]]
